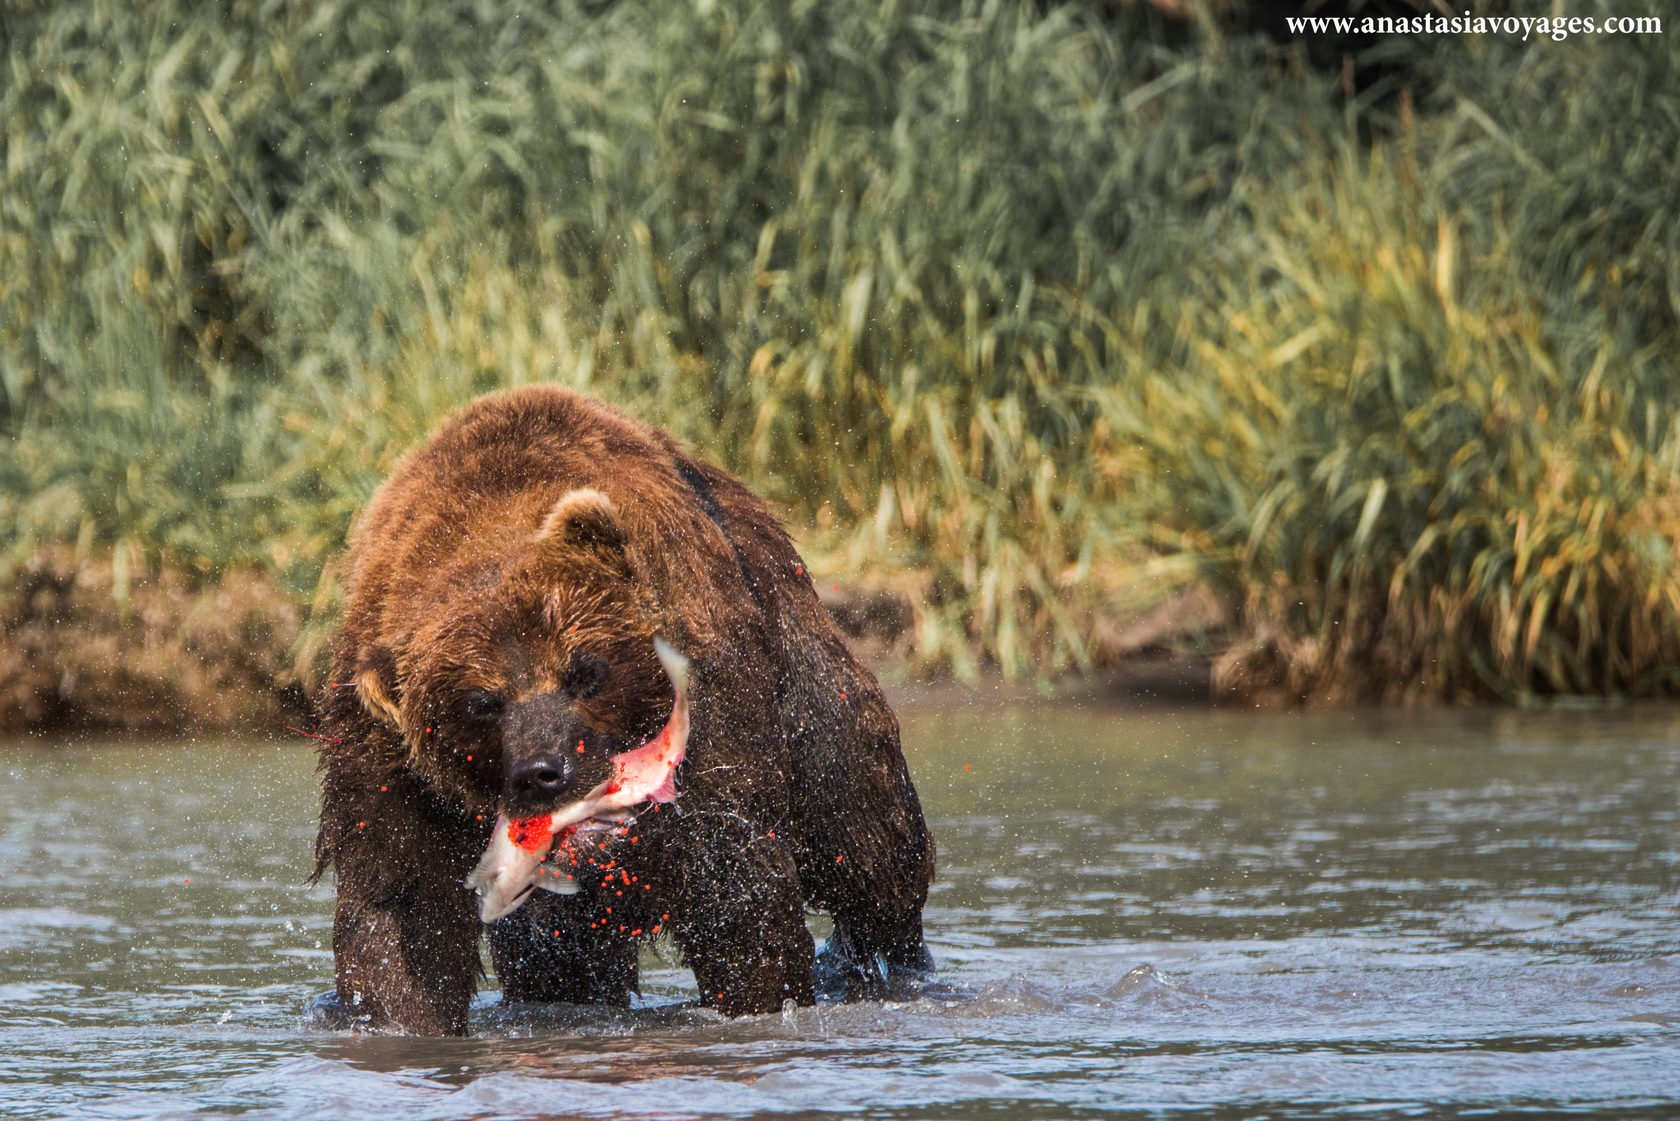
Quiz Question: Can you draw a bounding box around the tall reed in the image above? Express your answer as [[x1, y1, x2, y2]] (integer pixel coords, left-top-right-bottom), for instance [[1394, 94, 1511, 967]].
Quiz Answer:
[[4, 0, 1676, 699]]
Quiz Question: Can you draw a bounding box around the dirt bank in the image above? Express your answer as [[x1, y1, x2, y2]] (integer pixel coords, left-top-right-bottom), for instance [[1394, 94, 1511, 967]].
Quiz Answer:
[[0, 550, 311, 735], [0, 552, 1223, 736]]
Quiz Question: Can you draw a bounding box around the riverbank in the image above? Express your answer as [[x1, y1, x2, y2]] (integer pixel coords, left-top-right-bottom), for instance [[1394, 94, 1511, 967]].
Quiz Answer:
[[0, 549, 1227, 736]]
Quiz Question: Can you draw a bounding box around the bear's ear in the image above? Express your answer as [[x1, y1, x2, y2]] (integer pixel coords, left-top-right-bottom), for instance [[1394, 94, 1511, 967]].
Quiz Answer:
[[354, 646, 404, 731], [537, 488, 632, 577]]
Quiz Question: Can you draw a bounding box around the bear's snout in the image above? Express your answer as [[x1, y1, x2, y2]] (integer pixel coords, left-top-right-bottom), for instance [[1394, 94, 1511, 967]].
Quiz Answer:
[[507, 753, 574, 806], [499, 689, 606, 813]]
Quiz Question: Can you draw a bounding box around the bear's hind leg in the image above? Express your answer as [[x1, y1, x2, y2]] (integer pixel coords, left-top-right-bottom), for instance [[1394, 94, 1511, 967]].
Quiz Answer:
[[791, 716, 937, 1001], [489, 891, 638, 1006]]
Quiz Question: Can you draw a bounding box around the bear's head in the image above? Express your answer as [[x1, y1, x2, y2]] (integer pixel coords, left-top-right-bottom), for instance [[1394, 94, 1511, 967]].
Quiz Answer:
[[348, 488, 674, 815]]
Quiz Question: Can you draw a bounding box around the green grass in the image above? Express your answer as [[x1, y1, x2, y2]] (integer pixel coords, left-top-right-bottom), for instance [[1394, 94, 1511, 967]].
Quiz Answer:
[[3, 0, 1678, 701]]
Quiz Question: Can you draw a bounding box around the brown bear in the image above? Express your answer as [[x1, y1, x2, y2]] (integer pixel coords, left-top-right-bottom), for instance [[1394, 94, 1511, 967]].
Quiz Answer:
[[311, 386, 935, 1035]]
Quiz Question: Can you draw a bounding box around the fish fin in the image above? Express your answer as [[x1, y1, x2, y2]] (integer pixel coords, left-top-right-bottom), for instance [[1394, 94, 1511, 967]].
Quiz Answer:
[[533, 867, 582, 896]]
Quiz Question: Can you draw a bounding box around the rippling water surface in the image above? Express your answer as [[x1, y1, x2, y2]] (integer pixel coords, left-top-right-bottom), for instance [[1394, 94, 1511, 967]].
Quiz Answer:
[[2, 702, 1678, 1119]]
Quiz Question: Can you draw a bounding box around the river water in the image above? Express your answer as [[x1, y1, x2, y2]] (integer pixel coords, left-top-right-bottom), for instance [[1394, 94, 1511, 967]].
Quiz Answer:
[[2, 701, 1677, 1119]]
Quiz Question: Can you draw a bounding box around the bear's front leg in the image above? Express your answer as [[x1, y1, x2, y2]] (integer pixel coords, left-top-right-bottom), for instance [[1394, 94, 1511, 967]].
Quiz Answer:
[[668, 820, 816, 1016], [322, 782, 485, 1035], [331, 883, 482, 1035]]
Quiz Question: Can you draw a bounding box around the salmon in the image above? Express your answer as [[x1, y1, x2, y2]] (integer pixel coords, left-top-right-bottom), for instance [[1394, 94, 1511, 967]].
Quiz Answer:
[[466, 637, 690, 922]]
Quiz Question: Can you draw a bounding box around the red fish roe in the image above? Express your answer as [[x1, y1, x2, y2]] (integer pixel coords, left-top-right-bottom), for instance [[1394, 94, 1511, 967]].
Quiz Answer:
[[507, 814, 553, 853]]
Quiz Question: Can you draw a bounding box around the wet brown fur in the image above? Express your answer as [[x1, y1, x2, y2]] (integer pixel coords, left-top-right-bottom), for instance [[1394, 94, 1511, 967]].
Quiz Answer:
[[314, 387, 934, 1035]]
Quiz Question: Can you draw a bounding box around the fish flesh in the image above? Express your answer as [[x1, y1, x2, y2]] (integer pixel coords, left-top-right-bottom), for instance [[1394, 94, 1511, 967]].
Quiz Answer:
[[466, 636, 690, 922]]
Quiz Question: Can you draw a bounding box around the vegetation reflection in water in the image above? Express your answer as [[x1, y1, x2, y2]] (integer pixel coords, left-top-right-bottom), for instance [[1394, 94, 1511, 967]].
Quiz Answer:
[[1, 703, 1678, 1119]]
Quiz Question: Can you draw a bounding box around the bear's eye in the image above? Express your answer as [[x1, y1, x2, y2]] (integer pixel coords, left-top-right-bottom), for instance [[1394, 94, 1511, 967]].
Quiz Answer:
[[461, 689, 505, 724], [562, 651, 610, 700]]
